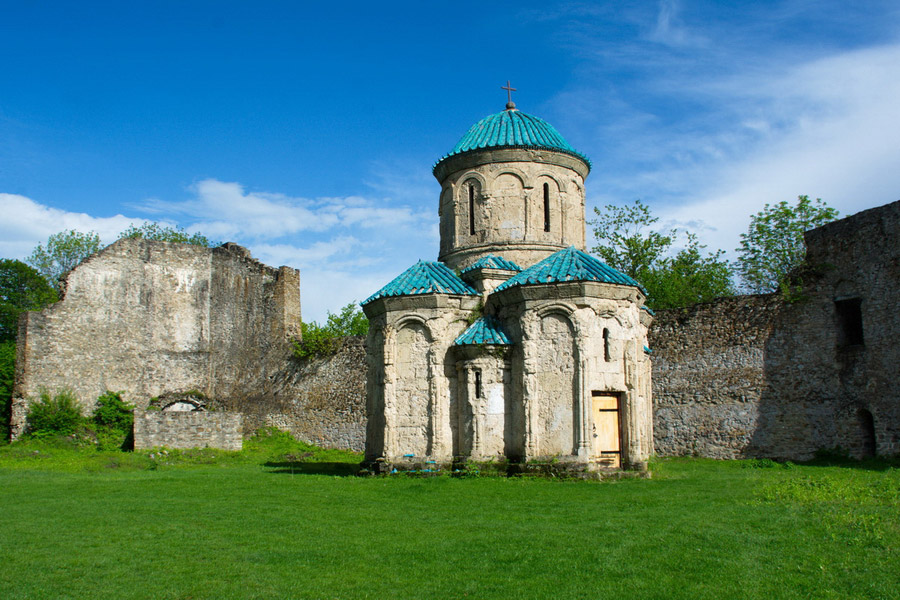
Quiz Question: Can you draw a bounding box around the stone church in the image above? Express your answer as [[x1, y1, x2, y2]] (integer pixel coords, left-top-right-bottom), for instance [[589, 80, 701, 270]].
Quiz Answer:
[[362, 99, 654, 472]]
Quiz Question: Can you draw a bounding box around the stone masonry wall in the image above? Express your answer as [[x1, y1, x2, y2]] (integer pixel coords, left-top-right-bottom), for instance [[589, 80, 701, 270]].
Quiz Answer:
[[651, 200, 900, 460], [134, 411, 243, 451], [11, 238, 300, 440], [247, 337, 367, 452], [650, 295, 780, 458]]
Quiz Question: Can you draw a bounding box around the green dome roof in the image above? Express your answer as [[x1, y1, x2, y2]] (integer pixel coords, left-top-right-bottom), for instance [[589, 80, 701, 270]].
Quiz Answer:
[[435, 108, 591, 169]]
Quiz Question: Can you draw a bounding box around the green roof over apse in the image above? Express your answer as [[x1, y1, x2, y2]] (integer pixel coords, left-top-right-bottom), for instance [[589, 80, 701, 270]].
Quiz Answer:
[[460, 254, 523, 274], [362, 260, 478, 305], [493, 246, 647, 295], [454, 316, 512, 346], [434, 109, 591, 169]]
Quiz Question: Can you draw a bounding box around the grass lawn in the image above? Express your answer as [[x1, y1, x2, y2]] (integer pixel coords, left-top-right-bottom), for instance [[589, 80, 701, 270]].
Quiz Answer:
[[0, 433, 897, 599]]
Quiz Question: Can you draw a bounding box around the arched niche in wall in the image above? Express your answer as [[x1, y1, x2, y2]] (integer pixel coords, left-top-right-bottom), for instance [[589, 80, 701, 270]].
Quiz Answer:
[[534, 175, 562, 238], [533, 311, 578, 456], [458, 176, 485, 240], [391, 320, 433, 458], [491, 171, 526, 241]]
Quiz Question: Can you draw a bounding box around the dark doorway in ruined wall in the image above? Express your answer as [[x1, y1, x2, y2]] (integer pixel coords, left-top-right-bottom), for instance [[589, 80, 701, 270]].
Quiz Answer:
[[591, 391, 621, 468], [857, 408, 876, 458], [835, 297, 864, 348]]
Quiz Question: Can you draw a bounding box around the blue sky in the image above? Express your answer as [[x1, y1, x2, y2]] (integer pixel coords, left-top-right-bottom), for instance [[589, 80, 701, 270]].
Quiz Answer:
[[2, 0, 899, 322]]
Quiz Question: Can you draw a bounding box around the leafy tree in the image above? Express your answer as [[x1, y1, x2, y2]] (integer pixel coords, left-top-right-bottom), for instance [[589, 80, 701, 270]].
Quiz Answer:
[[293, 302, 369, 359], [120, 222, 216, 247], [27, 229, 102, 284], [639, 233, 735, 310], [736, 195, 839, 294], [591, 200, 673, 278], [591, 200, 734, 310], [0, 341, 15, 441], [0, 259, 58, 343]]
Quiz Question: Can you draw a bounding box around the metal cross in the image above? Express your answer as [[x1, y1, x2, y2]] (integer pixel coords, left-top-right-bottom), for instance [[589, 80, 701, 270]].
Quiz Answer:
[[502, 80, 517, 105]]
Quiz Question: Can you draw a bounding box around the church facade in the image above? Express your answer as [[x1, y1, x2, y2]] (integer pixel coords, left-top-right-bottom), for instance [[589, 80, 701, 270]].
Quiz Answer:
[[362, 100, 654, 472]]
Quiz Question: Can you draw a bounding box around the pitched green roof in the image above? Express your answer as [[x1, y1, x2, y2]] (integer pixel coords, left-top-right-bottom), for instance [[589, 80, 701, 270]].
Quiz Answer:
[[363, 260, 478, 305], [454, 316, 512, 346], [460, 254, 523, 274], [493, 246, 647, 294], [435, 109, 591, 170]]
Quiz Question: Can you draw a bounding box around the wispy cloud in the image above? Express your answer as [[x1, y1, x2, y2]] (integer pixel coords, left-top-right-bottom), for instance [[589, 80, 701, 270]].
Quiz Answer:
[[135, 178, 433, 243], [542, 3, 900, 260]]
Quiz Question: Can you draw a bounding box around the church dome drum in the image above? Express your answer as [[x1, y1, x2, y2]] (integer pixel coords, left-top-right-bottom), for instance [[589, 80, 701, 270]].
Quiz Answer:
[[433, 105, 592, 272]]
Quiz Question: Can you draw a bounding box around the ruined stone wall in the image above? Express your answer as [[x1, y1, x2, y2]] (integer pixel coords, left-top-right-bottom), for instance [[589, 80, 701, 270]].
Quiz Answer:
[[651, 200, 900, 460], [250, 337, 367, 452], [650, 295, 779, 458], [134, 411, 243, 451], [11, 238, 300, 439]]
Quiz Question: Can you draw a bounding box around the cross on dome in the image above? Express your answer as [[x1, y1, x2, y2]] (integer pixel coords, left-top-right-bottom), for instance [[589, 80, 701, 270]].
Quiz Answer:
[[502, 80, 517, 110]]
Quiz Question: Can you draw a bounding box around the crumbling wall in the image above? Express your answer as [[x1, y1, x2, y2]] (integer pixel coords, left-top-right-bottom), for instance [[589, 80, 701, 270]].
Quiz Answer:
[[11, 238, 300, 440], [251, 337, 367, 452], [651, 200, 900, 460]]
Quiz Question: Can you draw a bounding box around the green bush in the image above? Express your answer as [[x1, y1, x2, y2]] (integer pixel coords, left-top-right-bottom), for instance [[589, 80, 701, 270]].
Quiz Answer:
[[293, 302, 368, 359], [90, 391, 135, 450], [92, 391, 133, 433], [25, 390, 84, 437]]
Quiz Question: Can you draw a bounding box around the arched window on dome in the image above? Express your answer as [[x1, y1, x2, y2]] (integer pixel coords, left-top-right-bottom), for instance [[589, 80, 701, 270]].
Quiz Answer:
[[469, 184, 475, 235], [543, 183, 551, 232]]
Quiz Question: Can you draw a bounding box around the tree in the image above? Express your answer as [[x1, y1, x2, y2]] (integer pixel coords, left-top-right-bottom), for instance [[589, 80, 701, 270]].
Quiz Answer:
[[293, 302, 369, 358], [120, 222, 216, 247], [0, 341, 15, 441], [27, 229, 102, 284], [0, 259, 58, 343], [639, 233, 735, 310], [591, 200, 734, 310], [736, 195, 839, 294], [591, 200, 673, 278]]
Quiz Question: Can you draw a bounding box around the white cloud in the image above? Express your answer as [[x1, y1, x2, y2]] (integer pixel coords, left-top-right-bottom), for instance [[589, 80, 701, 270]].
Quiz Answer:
[[1, 184, 436, 323], [136, 179, 433, 243], [0, 193, 149, 259]]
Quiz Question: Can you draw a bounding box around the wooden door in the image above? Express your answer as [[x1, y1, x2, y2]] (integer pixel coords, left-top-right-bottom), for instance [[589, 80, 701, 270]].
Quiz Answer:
[[592, 392, 621, 468]]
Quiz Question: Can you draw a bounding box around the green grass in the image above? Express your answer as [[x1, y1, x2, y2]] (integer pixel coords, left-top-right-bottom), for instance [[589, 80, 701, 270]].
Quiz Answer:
[[0, 435, 897, 599]]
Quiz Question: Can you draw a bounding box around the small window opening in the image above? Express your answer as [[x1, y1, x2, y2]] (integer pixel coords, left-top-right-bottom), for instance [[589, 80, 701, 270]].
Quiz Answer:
[[468, 185, 475, 235], [835, 298, 864, 347], [603, 328, 611, 362], [474, 370, 483, 399], [858, 408, 876, 457], [543, 183, 551, 232]]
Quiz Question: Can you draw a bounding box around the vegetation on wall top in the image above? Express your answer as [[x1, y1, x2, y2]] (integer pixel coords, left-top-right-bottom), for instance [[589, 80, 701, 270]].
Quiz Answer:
[[293, 302, 369, 359]]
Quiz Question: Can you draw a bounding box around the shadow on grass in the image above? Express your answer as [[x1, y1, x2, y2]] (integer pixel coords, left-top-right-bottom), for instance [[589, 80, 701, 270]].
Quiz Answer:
[[263, 461, 360, 476], [798, 454, 900, 472]]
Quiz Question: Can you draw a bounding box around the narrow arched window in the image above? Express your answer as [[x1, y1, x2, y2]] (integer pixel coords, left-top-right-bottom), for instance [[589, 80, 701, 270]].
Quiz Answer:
[[603, 328, 611, 362], [469, 184, 475, 235], [543, 183, 551, 232], [475, 370, 483, 399]]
